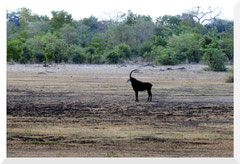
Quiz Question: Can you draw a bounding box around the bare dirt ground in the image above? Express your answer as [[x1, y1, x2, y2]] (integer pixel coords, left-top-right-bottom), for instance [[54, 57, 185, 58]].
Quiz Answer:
[[7, 64, 233, 157]]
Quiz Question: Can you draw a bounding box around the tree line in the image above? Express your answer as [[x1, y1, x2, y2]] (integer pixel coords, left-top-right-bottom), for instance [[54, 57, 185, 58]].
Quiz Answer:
[[7, 8, 233, 71]]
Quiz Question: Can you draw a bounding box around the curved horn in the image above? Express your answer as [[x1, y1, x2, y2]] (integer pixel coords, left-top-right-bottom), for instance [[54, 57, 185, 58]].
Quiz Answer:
[[130, 69, 138, 78]]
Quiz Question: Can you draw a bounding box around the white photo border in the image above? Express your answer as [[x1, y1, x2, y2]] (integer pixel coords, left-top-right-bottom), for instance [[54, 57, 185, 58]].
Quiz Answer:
[[1, 0, 239, 164]]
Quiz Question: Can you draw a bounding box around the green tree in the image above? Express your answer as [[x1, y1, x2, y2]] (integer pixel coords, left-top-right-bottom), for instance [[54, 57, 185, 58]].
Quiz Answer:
[[19, 8, 36, 30], [25, 35, 46, 62], [105, 23, 136, 48], [87, 36, 105, 53], [7, 8, 232, 65], [124, 10, 137, 25], [105, 49, 121, 64], [200, 35, 228, 71], [7, 39, 22, 61], [51, 10, 73, 30], [155, 15, 182, 35], [42, 33, 67, 63], [91, 54, 102, 64], [168, 33, 201, 63], [151, 35, 167, 47], [60, 24, 77, 46], [134, 16, 155, 45], [137, 41, 152, 56], [157, 49, 179, 65], [27, 20, 51, 37], [64, 45, 76, 62], [19, 43, 33, 63], [82, 16, 99, 31], [115, 43, 131, 59], [219, 36, 233, 62], [150, 46, 179, 65], [71, 47, 86, 63], [74, 21, 92, 47], [202, 48, 227, 71]]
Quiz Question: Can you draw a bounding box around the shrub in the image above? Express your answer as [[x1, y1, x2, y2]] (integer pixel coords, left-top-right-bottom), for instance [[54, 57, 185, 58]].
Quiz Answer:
[[115, 43, 131, 59], [63, 54, 70, 63], [105, 49, 121, 64], [143, 51, 153, 61], [137, 41, 152, 56], [203, 48, 227, 71], [91, 54, 101, 64], [151, 46, 179, 65], [20, 43, 34, 63], [19, 56, 27, 64], [84, 46, 103, 63], [45, 43, 56, 63], [71, 48, 86, 63], [168, 33, 201, 63], [174, 52, 187, 63], [226, 68, 233, 83], [25, 36, 46, 63], [85, 46, 97, 55], [7, 39, 22, 62], [148, 46, 164, 61], [157, 49, 179, 65], [151, 35, 167, 47], [42, 32, 66, 63], [226, 74, 233, 83], [64, 45, 77, 63], [35, 53, 45, 63]]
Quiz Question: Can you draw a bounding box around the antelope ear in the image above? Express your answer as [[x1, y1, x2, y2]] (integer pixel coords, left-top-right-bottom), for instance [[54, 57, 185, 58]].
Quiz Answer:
[[127, 79, 131, 83]]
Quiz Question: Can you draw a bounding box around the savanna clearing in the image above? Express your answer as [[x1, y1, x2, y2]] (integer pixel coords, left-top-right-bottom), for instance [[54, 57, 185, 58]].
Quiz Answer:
[[7, 64, 233, 157]]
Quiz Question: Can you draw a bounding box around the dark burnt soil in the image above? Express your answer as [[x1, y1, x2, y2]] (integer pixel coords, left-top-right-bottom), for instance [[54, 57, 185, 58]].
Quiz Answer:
[[7, 64, 233, 157], [7, 88, 232, 125]]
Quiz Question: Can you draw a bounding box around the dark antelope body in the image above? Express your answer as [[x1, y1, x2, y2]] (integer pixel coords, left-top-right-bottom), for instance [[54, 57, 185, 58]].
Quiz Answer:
[[129, 69, 152, 102]]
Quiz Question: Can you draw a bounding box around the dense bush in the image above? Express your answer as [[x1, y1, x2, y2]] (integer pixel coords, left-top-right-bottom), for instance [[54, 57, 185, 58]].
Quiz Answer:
[[137, 41, 152, 56], [35, 53, 45, 63], [25, 36, 46, 62], [115, 43, 131, 59], [203, 48, 227, 71], [63, 45, 76, 62], [91, 54, 102, 64], [200, 35, 228, 71], [105, 49, 121, 64], [168, 33, 201, 63], [7, 8, 233, 70], [71, 48, 86, 63], [43, 33, 66, 63], [156, 47, 179, 65], [19, 43, 33, 63], [7, 39, 22, 61]]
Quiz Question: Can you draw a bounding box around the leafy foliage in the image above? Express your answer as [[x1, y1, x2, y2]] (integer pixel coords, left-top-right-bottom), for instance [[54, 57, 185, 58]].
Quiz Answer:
[[200, 35, 228, 71], [42, 32, 66, 63], [152, 46, 179, 65], [71, 47, 86, 64], [51, 10, 73, 30], [7, 39, 22, 61], [105, 49, 121, 64], [168, 33, 201, 63], [7, 8, 233, 71], [202, 48, 227, 71]]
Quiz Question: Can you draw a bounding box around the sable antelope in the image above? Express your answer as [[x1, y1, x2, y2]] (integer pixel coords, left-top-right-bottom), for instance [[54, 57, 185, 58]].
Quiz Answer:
[[128, 69, 152, 102]]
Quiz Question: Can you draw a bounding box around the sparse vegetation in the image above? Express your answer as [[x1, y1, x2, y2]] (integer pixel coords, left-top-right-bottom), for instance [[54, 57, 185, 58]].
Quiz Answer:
[[23, 141, 59, 145], [226, 68, 234, 83], [7, 64, 233, 157], [107, 152, 119, 157]]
